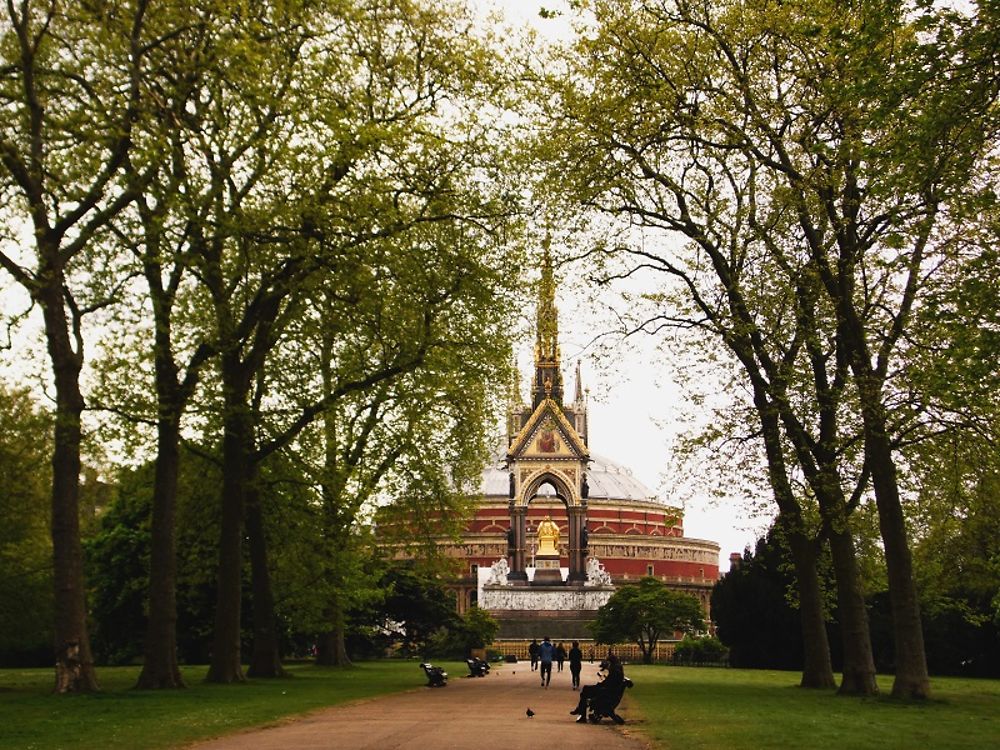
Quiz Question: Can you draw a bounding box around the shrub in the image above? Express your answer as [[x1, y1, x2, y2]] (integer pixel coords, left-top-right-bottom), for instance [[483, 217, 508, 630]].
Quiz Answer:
[[674, 635, 729, 666], [422, 607, 499, 659]]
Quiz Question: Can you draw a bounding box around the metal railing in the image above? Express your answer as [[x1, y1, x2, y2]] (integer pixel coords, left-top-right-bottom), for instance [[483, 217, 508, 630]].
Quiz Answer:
[[489, 639, 678, 664]]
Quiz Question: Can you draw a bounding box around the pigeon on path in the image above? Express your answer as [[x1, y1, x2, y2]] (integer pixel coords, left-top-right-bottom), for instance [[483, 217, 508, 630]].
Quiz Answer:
[[526, 708, 535, 719]]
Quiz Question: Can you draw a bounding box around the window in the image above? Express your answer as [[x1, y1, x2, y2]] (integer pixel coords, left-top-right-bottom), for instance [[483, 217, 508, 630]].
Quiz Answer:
[[646, 564, 654, 576], [471, 563, 479, 577]]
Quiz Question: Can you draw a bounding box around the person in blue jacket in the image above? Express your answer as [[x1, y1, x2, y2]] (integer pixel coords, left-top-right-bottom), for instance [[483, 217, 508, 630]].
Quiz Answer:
[[538, 636, 555, 687]]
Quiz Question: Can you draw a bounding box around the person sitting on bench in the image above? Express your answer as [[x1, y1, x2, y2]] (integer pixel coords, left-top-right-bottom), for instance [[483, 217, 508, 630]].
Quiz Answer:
[[466, 657, 490, 676], [569, 652, 625, 723]]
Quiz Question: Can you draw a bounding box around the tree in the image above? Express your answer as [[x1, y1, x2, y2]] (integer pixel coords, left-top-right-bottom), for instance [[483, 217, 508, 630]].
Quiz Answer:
[[673, 635, 728, 666], [712, 531, 811, 670], [461, 607, 500, 652], [538, 0, 874, 693], [539, 0, 1000, 698], [83, 0, 522, 685], [424, 605, 500, 659], [0, 0, 183, 690], [591, 577, 705, 664], [376, 564, 461, 655], [83, 447, 235, 669], [900, 222, 1000, 669], [182, 0, 519, 684]]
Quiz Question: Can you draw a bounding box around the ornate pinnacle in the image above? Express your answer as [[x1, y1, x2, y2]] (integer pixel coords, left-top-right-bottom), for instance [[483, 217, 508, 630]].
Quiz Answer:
[[531, 239, 563, 407], [535, 238, 558, 366]]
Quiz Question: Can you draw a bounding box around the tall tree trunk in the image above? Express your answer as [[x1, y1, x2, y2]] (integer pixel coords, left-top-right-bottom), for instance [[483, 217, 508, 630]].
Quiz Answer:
[[330, 615, 352, 667], [136, 407, 185, 689], [40, 282, 100, 693], [246, 462, 287, 678], [756, 396, 836, 689], [133, 188, 210, 689], [846, 337, 930, 698], [809, 462, 877, 695], [315, 601, 352, 667], [825, 524, 878, 694], [315, 346, 352, 671], [860, 393, 930, 699], [782, 528, 835, 689], [206, 364, 250, 683]]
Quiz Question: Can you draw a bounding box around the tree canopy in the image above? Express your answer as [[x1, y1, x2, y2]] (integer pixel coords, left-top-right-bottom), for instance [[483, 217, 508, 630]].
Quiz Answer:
[[2, 0, 527, 690], [534, 0, 1000, 698], [591, 577, 705, 664]]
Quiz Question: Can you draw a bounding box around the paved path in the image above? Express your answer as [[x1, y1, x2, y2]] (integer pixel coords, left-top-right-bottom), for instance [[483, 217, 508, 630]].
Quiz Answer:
[[188, 662, 650, 750]]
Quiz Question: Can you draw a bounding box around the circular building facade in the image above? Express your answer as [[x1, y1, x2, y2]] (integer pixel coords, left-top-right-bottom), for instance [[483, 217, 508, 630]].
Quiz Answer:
[[445, 445, 720, 624]]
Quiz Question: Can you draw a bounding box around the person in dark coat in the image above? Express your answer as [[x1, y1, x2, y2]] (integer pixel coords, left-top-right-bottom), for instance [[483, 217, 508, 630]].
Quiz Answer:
[[568, 640, 583, 689], [528, 638, 540, 671], [555, 642, 567, 672], [570, 652, 625, 722]]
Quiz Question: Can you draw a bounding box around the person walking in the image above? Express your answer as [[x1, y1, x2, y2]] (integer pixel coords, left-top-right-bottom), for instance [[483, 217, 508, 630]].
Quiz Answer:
[[538, 636, 555, 687], [555, 642, 567, 672], [568, 640, 583, 690], [528, 638, 540, 672]]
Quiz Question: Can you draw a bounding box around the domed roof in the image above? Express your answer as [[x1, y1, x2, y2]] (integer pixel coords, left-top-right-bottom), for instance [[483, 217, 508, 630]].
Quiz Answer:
[[478, 444, 657, 503]]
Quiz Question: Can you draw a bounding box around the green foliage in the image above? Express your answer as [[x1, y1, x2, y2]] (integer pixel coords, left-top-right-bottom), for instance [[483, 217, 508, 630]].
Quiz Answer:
[[83, 470, 152, 666], [3, 0, 526, 686], [673, 635, 729, 666], [538, 0, 1000, 697], [711, 531, 809, 670], [891, 432, 1000, 676], [462, 607, 500, 650], [592, 577, 705, 664], [370, 563, 460, 655], [893, 238, 1000, 675], [171, 451, 228, 664], [899, 243, 1000, 672], [422, 607, 498, 660], [0, 383, 52, 666]]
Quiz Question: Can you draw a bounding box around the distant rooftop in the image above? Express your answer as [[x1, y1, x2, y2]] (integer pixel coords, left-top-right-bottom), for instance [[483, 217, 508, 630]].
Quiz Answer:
[[478, 444, 659, 504]]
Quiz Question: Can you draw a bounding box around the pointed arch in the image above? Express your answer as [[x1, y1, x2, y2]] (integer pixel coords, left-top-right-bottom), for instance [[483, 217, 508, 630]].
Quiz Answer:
[[520, 470, 575, 509]]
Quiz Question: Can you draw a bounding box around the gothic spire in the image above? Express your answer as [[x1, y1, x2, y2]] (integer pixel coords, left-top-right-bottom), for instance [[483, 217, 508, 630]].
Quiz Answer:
[[535, 238, 558, 365], [533, 239, 563, 407]]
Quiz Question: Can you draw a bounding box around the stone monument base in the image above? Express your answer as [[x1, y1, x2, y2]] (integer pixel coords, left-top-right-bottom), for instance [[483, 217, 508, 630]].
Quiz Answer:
[[531, 555, 563, 585], [480, 584, 614, 639]]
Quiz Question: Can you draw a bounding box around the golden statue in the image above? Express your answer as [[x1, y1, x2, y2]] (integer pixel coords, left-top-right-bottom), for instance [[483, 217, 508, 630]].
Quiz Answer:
[[536, 515, 560, 557]]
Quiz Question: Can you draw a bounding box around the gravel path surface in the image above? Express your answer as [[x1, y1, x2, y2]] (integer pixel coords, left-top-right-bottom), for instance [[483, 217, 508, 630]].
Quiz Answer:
[[187, 661, 650, 750]]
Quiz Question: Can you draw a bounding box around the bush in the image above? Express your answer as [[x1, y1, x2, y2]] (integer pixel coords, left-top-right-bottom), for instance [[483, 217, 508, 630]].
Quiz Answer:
[[673, 635, 729, 666], [422, 607, 499, 660]]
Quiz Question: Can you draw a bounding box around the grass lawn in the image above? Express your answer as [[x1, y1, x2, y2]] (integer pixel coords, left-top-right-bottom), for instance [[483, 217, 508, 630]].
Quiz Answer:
[[0, 659, 447, 750], [623, 665, 1000, 750], [4, 661, 998, 749]]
